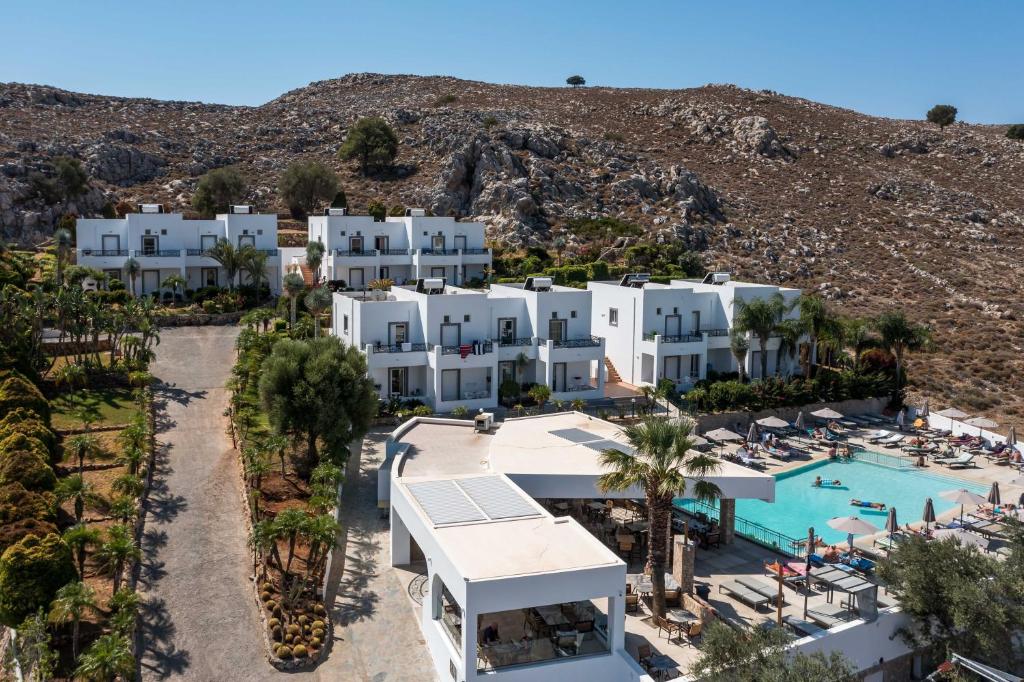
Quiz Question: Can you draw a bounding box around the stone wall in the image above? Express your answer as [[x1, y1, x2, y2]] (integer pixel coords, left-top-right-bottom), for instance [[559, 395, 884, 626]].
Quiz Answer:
[[694, 397, 889, 434]]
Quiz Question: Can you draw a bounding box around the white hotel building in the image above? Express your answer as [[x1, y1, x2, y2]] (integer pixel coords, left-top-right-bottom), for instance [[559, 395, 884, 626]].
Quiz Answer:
[[332, 277, 606, 412], [75, 204, 281, 295], [303, 208, 491, 288], [589, 273, 804, 390]]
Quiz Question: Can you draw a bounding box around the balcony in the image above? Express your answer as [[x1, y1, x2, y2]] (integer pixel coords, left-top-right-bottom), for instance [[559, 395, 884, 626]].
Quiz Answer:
[[701, 328, 730, 337], [461, 248, 489, 255], [256, 248, 279, 256], [431, 341, 494, 355], [499, 337, 534, 347], [186, 249, 208, 257], [644, 332, 703, 343], [419, 248, 460, 256], [372, 342, 427, 353], [135, 249, 181, 258], [552, 336, 603, 349], [334, 249, 378, 257], [381, 248, 411, 256], [80, 249, 128, 257]]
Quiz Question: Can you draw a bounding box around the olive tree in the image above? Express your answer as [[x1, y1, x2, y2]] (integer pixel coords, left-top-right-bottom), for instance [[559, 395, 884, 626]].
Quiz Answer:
[[338, 117, 399, 175], [278, 161, 339, 219], [566, 75, 586, 88], [192, 166, 247, 217], [926, 104, 957, 129]]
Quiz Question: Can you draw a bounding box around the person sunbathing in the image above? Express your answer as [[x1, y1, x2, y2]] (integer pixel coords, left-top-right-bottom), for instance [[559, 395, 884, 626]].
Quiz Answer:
[[813, 427, 825, 439], [822, 545, 841, 563]]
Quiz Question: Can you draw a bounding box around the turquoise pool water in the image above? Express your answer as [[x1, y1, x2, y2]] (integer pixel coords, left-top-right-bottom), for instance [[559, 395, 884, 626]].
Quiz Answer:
[[676, 456, 989, 546]]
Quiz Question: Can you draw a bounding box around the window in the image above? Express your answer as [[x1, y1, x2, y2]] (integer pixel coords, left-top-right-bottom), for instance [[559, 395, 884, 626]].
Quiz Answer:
[[201, 268, 218, 287], [343, 315, 349, 333], [443, 315, 451, 324], [656, 307, 662, 315], [551, 311, 558, 319], [463, 314, 471, 322], [160, 229, 167, 235], [609, 308, 618, 326], [257, 229, 263, 235], [571, 310, 577, 318], [200, 234, 218, 252], [477, 599, 609, 672], [673, 307, 679, 314]]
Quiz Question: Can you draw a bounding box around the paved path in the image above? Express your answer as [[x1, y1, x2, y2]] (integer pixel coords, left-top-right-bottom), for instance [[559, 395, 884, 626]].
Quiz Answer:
[[137, 326, 435, 681]]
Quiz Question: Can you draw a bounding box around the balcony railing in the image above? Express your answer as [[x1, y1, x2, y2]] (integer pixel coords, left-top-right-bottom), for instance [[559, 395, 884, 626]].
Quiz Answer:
[[381, 248, 411, 256], [432, 341, 494, 355], [372, 342, 427, 353], [186, 248, 210, 257], [643, 332, 703, 343], [334, 249, 378, 257], [461, 248, 489, 255], [256, 248, 279, 256], [419, 248, 460, 256], [560, 384, 600, 393], [80, 249, 128, 257], [551, 336, 602, 349], [135, 249, 181, 257], [499, 337, 534, 347], [701, 328, 730, 337]]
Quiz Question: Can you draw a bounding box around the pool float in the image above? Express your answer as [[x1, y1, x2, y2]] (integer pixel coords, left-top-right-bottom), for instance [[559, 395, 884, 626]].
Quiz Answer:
[[812, 479, 843, 487], [850, 499, 886, 510]]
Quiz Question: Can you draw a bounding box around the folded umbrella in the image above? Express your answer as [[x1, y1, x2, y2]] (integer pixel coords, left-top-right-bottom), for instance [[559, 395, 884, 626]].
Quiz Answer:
[[922, 497, 936, 531], [794, 412, 806, 430], [987, 482, 1001, 507], [884, 507, 898, 536], [920, 399, 929, 417], [746, 422, 759, 443]]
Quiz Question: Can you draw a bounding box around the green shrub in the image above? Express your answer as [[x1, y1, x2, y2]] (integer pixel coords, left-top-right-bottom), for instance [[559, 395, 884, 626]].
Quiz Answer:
[[0, 434, 51, 467], [202, 300, 217, 314], [411, 405, 433, 417], [0, 483, 54, 525], [0, 372, 50, 424], [450, 406, 469, 418], [0, 450, 56, 491], [0, 517, 58, 552], [1006, 124, 1024, 140], [0, 408, 56, 458], [434, 94, 458, 106], [482, 115, 498, 128], [0, 533, 77, 626]]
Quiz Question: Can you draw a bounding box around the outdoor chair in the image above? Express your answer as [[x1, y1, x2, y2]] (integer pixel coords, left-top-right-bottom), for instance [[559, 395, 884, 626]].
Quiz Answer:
[[654, 615, 684, 643], [637, 643, 653, 665], [703, 531, 721, 549], [625, 593, 640, 614], [683, 620, 703, 646]]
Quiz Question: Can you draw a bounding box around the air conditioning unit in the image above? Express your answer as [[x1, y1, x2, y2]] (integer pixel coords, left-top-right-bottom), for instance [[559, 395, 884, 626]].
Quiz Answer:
[[474, 412, 494, 432], [401, 342, 412, 352], [405, 208, 427, 217], [525, 276, 553, 291], [326, 207, 348, 216], [138, 203, 163, 214]]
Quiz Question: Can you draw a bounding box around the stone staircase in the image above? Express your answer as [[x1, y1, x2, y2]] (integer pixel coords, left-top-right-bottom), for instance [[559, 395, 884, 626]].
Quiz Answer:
[[298, 264, 314, 286], [604, 358, 622, 384]]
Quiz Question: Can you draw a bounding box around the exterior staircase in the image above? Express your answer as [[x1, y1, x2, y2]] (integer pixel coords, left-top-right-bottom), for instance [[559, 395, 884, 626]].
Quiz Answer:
[[604, 358, 622, 384], [298, 264, 314, 286]]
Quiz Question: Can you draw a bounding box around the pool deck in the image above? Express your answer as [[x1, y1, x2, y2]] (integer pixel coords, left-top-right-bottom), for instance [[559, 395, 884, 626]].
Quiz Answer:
[[717, 427, 1023, 557]]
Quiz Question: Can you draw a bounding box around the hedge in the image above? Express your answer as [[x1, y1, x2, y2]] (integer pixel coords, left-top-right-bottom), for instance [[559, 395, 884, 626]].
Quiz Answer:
[[0, 533, 77, 626], [0, 371, 50, 424], [0, 408, 57, 457], [0, 450, 56, 491], [0, 433, 52, 467], [0, 482, 54, 526], [0, 517, 59, 553], [684, 370, 891, 413]]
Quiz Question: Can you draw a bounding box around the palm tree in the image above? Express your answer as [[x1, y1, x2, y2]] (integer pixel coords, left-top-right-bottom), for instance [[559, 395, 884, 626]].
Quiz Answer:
[[796, 295, 835, 378], [107, 587, 141, 637], [240, 246, 269, 303], [274, 508, 309, 575], [63, 524, 102, 579], [729, 329, 750, 383], [124, 257, 140, 297], [111, 473, 144, 499], [874, 312, 932, 389], [303, 514, 341, 580], [597, 417, 720, 618], [95, 524, 140, 593], [553, 236, 567, 266], [107, 496, 137, 524], [54, 228, 73, 286], [116, 445, 144, 477], [55, 474, 102, 523], [304, 286, 331, 338], [841, 317, 875, 371], [54, 362, 88, 397], [49, 581, 99, 659], [66, 433, 99, 476], [74, 633, 134, 682], [733, 294, 787, 380], [282, 272, 306, 329], [205, 239, 242, 291], [305, 241, 326, 284], [267, 434, 290, 476], [249, 518, 284, 579], [774, 318, 804, 377], [160, 273, 187, 303]]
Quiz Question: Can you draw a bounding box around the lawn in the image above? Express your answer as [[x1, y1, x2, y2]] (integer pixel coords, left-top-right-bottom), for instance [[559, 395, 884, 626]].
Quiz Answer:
[[51, 387, 139, 430]]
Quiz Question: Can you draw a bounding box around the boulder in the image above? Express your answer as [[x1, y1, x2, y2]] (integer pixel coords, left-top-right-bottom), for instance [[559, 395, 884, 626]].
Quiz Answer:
[[87, 143, 166, 186]]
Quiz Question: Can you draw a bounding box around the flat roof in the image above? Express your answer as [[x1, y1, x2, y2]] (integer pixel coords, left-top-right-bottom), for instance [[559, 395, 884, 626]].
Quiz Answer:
[[395, 421, 492, 478], [487, 413, 774, 501]]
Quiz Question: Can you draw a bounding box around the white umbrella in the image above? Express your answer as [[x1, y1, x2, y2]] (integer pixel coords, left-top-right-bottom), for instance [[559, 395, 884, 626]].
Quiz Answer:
[[704, 428, 744, 442], [940, 488, 988, 524], [827, 516, 879, 552], [812, 408, 844, 420], [746, 422, 759, 443], [933, 528, 988, 550], [935, 407, 970, 419], [964, 416, 998, 436], [756, 416, 790, 429], [690, 435, 709, 448], [794, 412, 806, 431]]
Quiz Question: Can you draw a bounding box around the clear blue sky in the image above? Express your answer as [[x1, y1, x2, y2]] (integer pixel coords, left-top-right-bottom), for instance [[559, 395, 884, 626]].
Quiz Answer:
[[4, 0, 1022, 123]]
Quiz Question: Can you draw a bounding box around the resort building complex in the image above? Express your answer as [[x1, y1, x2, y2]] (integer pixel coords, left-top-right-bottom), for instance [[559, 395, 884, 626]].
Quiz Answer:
[[589, 273, 804, 389], [75, 204, 281, 296], [303, 208, 492, 288], [333, 277, 606, 411]]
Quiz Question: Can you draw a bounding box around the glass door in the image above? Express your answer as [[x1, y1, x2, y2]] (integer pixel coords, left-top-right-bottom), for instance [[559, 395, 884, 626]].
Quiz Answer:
[[389, 368, 407, 396], [349, 236, 364, 253], [548, 318, 567, 343], [389, 322, 408, 345], [440, 323, 461, 347], [374, 235, 388, 252], [691, 311, 701, 335], [141, 235, 158, 256], [431, 235, 445, 252], [498, 318, 516, 344], [454, 235, 467, 251], [664, 356, 681, 381], [101, 235, 120, 253], [238, 235, 255, 249], [665, 315, 682, 336], [552, 363, 567, 392]]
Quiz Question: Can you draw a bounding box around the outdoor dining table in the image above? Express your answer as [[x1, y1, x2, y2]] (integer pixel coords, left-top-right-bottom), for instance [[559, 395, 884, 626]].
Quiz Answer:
[[627, 573, 680, 594], [553, 501, 570, 512], [587, 501, 607, 512], [667, 607, 697, 624], [533, 605, 570, 627], [626, 520, 650, 532], [810, 566, 873, 606], [645, 653, 679, 681]]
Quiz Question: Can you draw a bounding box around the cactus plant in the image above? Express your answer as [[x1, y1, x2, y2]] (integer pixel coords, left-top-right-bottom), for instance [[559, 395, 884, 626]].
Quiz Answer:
[[271, 626, 282, 641], [313, 603, 326, 616], [310, 637, 322, 648], [260, 591, 272, 602], [276, 645, 292, 659], [293, 644, 307, 658]]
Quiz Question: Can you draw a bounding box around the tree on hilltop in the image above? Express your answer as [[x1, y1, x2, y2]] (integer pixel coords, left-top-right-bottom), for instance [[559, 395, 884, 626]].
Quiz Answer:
[[192, 166, 248, 217], [338, 117, 398, 176], [926, 104, 957, 129], [1006, 124, 1024, 141], [566, 75, 586, 88], [279, 161, 338, 219]]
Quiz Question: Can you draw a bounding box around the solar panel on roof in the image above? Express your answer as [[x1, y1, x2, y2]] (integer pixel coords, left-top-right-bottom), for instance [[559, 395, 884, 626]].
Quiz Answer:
[[455, 476, 540, 521], [582, 439, 634, 455], [406, 480, 486, 526], [549, 428, 603, 444]]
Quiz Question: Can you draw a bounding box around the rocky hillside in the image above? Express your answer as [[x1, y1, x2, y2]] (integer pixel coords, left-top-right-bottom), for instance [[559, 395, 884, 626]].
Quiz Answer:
[[1, 73, 1023, 424]]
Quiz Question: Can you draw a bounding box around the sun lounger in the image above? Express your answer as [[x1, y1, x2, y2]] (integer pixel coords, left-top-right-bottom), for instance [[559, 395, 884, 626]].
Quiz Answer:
[[940, 454, 977, 469], [806, 604, 849, 628], [763, 445, 791, 460], [719, 581, 770, 610], [880, 434, 906, 448], [736, 577, 786, 605], [868, 431, 897, 444], [784, 616, 825, 637], [858, 415, 885, 424]]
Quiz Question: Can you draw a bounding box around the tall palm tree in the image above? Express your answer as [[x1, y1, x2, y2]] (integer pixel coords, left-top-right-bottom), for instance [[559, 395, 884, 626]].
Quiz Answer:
[[55, 474, 102, 523], [74, 633, 135, 682], [273, 508, 309, 575], [249, 518, 284, 579], [49, 581, 99, 659], [841, 317, 875, 371], [66, 433, 99, 476], [111, 473, 144, 499], [304, 286, 331, 338], [796, 295, 836, 378], [53, 228, 73, 287], [729, 329, 750, 383], [124, 257, 140, 297], [63, 523, 102, 579], [240, 246, 269, 303], [733, 294, 787, 380], [95, 524, 140, 593], [553, 236, 567, 266], [282, 272, 306, 328], [303, 514, 341, 580], [54, 362, 88, 397], [267, 434, 290, 476], [107, 496, 137, 524], [874, 312, 932, 389], [598, 417, 720, 618], [305, 241, 326, 284], [205, 239, 242, 291], [774, 318, 803, 377]]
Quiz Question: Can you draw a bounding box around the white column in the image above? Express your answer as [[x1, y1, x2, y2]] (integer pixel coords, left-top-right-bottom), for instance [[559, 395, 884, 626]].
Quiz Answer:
[[390, 507, 411, 566]]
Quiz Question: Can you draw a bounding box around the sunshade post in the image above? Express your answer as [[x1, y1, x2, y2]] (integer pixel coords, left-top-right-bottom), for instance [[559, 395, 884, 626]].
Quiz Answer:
[[803, 526, 814, 619]]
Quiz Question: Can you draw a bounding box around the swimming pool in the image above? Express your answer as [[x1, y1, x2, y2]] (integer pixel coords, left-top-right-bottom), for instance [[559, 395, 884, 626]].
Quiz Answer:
[[675, 456, 989, 548]]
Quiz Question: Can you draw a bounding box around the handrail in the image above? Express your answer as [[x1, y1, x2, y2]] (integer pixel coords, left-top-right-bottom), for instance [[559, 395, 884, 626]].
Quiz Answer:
[[419, 248, 460, 256], [461, 248, 489, 255], [135, 249, 181, 257], [676, 498, 807, 558], [643, 332, 703, 343], [431, 341, 494, 355], [701, 328, 730, 337], [382, 248, 411, 256], [562, 384, 599, 393], [850, 447, 915, 469], [334, 249, 378, 257], [552, 335, 602, 348], [372, 342, 427, 353], [80, 249, 128, 257], [499, 337, 534, 347]]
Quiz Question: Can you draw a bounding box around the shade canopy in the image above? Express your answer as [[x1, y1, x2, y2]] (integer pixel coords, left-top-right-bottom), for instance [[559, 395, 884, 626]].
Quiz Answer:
[[922, 498, 936, 525], [827, 516, 879, 535], [935, 407, 970, 419], [933, 527, 988, 550], [811, 408, 844, 420], [988, 482, 1001, 506], [746, 422, 759, 443], [756, 416, 790, 429], [689, 435, 709, 447], [704, 428, 744, 442], [794, 412, 806, 430], [964, 416, 999, 429], [884, 507, 899, 534], [940, 489, 988, 506]]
